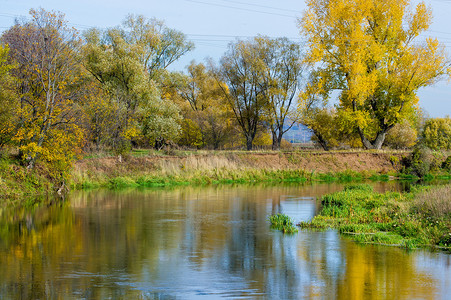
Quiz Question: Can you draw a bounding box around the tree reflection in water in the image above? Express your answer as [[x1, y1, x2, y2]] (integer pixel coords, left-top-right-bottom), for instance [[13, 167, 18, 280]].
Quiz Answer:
[[0, 182, 449, 299]]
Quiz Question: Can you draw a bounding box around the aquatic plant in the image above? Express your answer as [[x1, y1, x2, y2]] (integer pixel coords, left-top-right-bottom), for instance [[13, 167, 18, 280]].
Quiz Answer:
[[268, 213, 298, 234], [301, 184, 451, 249]]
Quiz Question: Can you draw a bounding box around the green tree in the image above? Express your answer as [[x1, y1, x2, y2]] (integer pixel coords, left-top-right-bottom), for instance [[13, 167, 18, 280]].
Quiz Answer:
[[422, 117, 451, 150], [121, 14, 194, 81], [304, 108, 339, 151], [300, 0, 450, 149], [83, 15, 191, 151], [140, 97, 182, 150], [83, 27, 155, 152]]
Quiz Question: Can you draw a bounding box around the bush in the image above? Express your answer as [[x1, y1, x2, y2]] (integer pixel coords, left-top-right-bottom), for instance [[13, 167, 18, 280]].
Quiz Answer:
[[401, 147, 431, 178], [384, 120, 417, 149]]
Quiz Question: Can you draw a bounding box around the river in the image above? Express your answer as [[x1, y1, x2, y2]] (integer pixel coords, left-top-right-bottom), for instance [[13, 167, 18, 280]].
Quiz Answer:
[[0, 182, 450, 299]]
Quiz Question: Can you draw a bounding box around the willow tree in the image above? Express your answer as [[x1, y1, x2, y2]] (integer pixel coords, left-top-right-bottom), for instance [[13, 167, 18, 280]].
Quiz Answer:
[[83, 15, 192, 151], [121, 14, 194, 81], [300, 0, 450, 149]]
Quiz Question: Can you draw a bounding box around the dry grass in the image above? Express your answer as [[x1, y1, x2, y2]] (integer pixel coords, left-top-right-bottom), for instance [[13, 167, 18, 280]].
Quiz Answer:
[[414, 185, 451, 218]]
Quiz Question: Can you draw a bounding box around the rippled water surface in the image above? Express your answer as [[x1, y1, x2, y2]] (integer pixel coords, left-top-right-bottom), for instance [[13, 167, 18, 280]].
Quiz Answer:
[[1, 182, 450, 299]]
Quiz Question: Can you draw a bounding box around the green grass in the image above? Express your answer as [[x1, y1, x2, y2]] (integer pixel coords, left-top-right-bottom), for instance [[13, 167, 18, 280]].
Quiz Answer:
[[71, 169, 312, 190], [298, 183, 451, 249], [268, 213, 299, 234], [72, 168, 394, 191]]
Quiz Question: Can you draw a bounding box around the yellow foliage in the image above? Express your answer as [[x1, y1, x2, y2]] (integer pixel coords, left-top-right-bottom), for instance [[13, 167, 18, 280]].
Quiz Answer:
[[253, 131, 272, 147], [300, 0, 450, 148], [178, 118, 203, 148]]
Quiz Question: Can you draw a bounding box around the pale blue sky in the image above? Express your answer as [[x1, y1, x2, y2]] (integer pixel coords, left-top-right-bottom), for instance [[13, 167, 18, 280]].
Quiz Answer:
[[1, 0, 450, 117]]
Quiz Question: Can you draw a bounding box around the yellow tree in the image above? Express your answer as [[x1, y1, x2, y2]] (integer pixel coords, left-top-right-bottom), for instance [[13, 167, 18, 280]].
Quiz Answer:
[[0, 45, 18, 149], [300, 0, 450, 149], [176, 61, 235, 149], [1, 8, 84, 177], [422, 117, 451, 150]]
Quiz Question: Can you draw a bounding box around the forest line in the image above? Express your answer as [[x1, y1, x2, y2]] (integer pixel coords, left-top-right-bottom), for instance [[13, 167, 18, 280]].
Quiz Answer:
[[0, 1, 450, 185]]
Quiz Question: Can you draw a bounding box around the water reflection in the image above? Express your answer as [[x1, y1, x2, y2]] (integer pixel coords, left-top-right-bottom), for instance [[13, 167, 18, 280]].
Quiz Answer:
[[0, 182, 450, 299]]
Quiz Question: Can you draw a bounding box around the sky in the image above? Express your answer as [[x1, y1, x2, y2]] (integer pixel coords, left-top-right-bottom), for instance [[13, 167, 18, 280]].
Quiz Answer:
[[1, 0, 451, 117]]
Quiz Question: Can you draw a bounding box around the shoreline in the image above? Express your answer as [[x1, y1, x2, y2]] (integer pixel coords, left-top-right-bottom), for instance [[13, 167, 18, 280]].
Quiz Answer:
[[298, 184, 451, 250], [2, 150, 450, 207]]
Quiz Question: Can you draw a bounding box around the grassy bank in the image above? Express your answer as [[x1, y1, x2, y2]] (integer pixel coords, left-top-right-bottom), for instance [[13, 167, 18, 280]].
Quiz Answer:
[[2, 150, 398, 207], [2, 149, 450, 208], [71, 150, 404, 189], [298, 184, 451, 249]]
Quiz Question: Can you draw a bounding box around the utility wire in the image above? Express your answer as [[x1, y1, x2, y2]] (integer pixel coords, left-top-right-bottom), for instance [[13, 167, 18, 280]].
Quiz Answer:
[[183, 0, 297, 18], [218, 0, 301, 13]]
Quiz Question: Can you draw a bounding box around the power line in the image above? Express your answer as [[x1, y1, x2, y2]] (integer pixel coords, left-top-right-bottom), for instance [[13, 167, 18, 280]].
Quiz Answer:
[[183, 0, 297, 18], [218, 0, 301, 13]]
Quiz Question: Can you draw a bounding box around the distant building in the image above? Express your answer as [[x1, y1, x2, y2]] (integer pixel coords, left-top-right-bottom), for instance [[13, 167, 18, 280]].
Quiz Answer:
[[285, 123, 313, 143]]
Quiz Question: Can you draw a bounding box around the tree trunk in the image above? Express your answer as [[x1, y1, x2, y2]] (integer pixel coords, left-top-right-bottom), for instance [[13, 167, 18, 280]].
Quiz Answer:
[[271, 133, 280, 150], [272, 130, 285, 151], [213, 140, 220, 150], [316, 134, 330, 151], [155, 137, 165, 150], [311, 129, 329, 151], [246, 135, 253, 151], [358, 128, 388, 150]]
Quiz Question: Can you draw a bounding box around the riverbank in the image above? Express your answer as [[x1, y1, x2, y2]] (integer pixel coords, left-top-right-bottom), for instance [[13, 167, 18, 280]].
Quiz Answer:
[[1, 149, 450, 207], [71, 150, 406, 189], [298, 184, 451, 249]]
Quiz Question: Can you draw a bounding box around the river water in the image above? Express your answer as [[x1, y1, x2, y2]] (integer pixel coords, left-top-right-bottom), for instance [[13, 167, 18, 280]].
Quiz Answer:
[[0, 182, 450, 299]]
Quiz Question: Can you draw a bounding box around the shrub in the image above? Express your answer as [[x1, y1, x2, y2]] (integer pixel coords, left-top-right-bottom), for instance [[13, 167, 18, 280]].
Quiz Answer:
[[384, 120, 417, 149], [343, 184, 374, 192], [422, 117, 451, 150], [401, 147, 431, 178]]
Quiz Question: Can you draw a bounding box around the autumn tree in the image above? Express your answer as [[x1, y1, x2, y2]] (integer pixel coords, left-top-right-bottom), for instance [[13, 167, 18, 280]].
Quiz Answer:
[[422, 117, 451, 150], [74, 77, 119, 151], [176, 61, 235, 149], [1, 8, 84, 177], [0, 45, 18, 150], [256, 36, 306, 150], [83, 28, 155, 152], [300, 0, 450, 149], [121, 14, 194, 81], [82, 15, 191, 151]]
